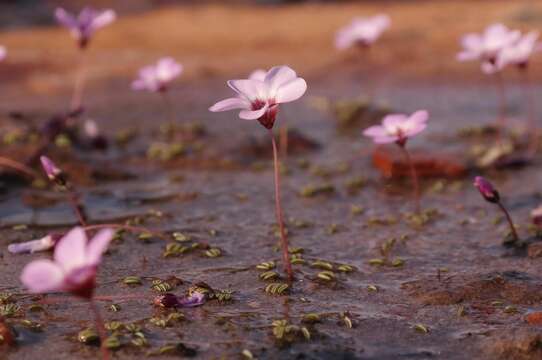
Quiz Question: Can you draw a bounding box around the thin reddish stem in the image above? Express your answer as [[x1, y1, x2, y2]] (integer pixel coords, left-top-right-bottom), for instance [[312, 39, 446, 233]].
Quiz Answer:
[[522, 68, 538, 156], [399, 144, 421, 214], [270, 130, 293, 282], [160, 90, 175, 124], [71, 49, 87, 112], [67, 189, 87, 227], [494, 71, 507, 142], [89, 298, 110, 360], [497, 201, 519, 243]]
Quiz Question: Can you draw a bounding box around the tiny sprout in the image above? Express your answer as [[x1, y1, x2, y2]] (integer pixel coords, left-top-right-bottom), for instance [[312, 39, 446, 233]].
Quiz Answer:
[[242, 349, 254, 359], [473, 176, 519, 244]]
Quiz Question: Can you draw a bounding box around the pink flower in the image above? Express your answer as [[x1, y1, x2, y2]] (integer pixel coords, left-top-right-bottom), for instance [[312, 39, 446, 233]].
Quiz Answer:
[[335, 14, 391, 49], [457, 23, 520, 72], [474, 176, 500, 203], [131, 57, 183, 93], [363, 110, 428, 145], [209, 65, 307, 129], [0, 46, 6, 62], [497, 31, 541, 69], [8, 233, 62, 254], [55, 7, 116, 49], [21, 227, 114, 299]]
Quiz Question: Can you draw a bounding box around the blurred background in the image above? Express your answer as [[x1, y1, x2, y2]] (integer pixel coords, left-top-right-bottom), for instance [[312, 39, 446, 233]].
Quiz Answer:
[[0, 0, 541, 113]]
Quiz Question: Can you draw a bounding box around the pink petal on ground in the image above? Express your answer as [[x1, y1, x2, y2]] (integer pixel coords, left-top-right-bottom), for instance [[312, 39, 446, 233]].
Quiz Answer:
[[209, 97, 250, 112], [21, 260, 65, 293], [275, 78, 307, 103], [86, 228, 114, 265], [54, 227, 87, 273]]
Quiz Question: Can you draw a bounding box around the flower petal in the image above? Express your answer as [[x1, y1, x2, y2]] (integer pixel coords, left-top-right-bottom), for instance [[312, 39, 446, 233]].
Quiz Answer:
[[227, 79, 262, 100], [382, 114, 408, 130], [54, 227, 87, 273], [55, 8, 77, 29], [21, 260, 65, 293], [363, 125, 388, 138], [90, 9, 116, 31], [264, 66, 298, 96], [209, 97, 250, 112], [275, 78, 307, 103], [239, 104, 269, 120], [86, 228, 114, 266], [408, 110, 429, 125]]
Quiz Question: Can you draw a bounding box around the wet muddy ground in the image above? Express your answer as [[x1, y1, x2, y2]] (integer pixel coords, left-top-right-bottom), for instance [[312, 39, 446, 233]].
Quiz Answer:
[[2, 1, 542, 359]]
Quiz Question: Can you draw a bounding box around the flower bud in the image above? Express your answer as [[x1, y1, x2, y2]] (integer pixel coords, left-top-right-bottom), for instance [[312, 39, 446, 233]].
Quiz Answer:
[[40, 156, 66, 186], [474, 176, 500, 203]]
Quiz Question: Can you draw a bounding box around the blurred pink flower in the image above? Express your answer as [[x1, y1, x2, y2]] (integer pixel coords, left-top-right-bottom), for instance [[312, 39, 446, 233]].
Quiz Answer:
[[8, 233, 62, 254], [21, 227, 114, 299], [363, 110, 428, 145], [457, 23, 520, 73], [498, 31, 541, 69], [0, 46, 6, 61], [209, 65, 307, 129], [55, 7, 116, 48], [131, 57, 183, 93], [335, 14, 391, 49]]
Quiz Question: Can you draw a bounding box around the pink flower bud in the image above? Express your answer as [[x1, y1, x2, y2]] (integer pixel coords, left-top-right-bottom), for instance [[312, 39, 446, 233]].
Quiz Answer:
[[474, 176, 500, 203]]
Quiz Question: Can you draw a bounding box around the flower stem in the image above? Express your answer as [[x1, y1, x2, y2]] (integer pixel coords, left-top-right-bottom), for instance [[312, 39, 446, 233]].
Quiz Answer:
[[270, 130, 293, 282], [67, 188, 87, 227], [398, 144, 421, 214], [71, 49, 87, 113], [160, 91, 175, 124], [522, 68, 538, 156], [494, 71, 507, 143], [89, 298, 110, 360], [497, 201, 519, 244]]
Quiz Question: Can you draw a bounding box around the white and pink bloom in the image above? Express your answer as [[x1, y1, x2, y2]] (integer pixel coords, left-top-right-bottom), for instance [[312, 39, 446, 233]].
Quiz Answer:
[[497, 31, 541, 69], [335, 14, 391, 49], [21, 227, 114, 299], [55, 7, 116, 49], [363, 110, 428, 145], [457, 23, 521, 73], [209, 65, 307, 129], [131, 57, 183, 93], [0, 46, 6, 61]]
